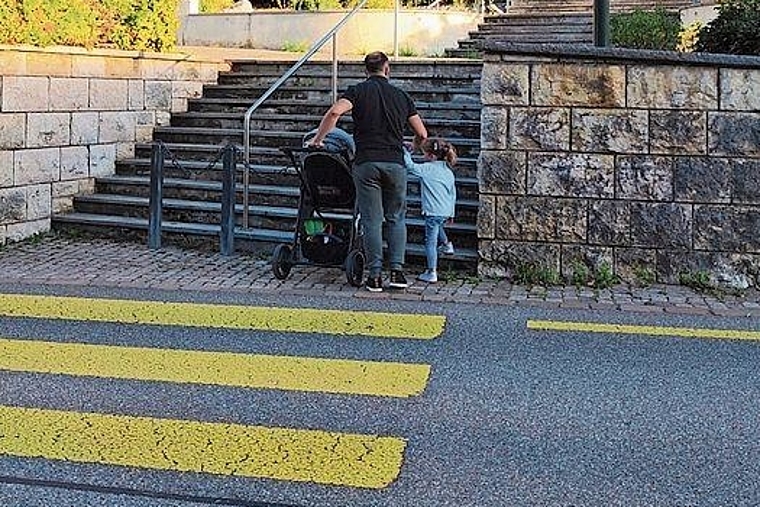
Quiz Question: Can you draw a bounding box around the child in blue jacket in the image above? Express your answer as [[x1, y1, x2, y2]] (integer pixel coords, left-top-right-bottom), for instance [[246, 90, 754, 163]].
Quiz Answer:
[[404, 138, 457, 283]]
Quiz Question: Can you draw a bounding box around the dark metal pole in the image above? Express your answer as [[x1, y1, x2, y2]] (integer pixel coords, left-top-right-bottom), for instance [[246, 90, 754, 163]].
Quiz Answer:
[[593, 0, 610, 47], [220, 144, 236, 256], [148, 142, 164, 250]]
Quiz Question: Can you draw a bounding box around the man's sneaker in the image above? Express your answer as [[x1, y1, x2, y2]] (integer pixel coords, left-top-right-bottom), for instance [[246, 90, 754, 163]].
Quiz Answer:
[[365, 275, 383, 292], [388, 270, 409, 289], [438, 242, 455, 255], [417, 270, 438, 283]]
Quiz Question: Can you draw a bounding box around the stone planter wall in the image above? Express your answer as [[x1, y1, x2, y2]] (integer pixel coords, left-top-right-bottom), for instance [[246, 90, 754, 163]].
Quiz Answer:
[[478, 43, 760, 289], [0, 45, 226, 245]]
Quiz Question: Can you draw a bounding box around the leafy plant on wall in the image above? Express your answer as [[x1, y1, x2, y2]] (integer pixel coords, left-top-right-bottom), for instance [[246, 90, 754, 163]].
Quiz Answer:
[[695, 0, 760, 55]]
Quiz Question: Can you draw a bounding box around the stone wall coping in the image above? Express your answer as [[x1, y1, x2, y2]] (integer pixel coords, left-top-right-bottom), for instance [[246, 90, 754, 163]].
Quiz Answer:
[[483, 41, 760, 69], [0, 44, 224, 64]]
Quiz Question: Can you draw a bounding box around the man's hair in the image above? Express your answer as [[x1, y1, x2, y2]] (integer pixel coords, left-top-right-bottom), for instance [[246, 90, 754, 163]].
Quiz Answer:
[[364, 51, 389, 74]]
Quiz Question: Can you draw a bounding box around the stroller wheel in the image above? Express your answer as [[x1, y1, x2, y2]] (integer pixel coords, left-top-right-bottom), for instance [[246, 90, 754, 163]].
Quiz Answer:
[[272, 244, 293, 280], [345, 249, 365, 287]]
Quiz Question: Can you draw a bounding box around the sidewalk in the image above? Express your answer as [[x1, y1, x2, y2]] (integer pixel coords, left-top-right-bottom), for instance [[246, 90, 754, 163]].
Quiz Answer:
[[2, 235, 760, 318]]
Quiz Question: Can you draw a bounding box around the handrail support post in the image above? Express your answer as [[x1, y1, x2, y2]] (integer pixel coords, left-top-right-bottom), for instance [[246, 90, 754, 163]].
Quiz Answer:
[[148, 142, 164, 250], [220, 144, 236, 256]]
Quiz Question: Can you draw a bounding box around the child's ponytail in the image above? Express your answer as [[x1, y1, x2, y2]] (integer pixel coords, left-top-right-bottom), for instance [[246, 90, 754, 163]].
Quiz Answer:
[[423, 138, 458, 168]]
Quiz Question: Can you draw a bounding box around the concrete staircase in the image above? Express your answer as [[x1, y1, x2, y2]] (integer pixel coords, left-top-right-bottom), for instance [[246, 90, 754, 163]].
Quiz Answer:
[[52, 59, 483, 271], [445, 0, 700, 57]]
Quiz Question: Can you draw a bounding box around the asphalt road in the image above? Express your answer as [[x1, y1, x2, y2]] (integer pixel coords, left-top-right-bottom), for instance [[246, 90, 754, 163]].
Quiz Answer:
[[1, 284, 759, 507]]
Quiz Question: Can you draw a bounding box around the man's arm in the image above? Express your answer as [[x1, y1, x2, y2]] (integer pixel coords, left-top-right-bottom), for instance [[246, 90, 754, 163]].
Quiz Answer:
[[408, 114, 428, 148], [308, 98, 352, 146]]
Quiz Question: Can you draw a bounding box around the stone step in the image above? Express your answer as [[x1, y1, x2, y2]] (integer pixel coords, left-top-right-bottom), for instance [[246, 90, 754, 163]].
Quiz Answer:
[[226, 59, 484, 77], [150, 127, 483, 159], [168, 112, 482, 140], [217, 73, 482, 89], [201, 83, 481, 104], [186, 98, 483, 121]]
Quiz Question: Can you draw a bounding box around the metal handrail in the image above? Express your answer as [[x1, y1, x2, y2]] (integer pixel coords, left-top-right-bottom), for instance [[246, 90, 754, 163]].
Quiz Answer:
[[241, 0, 370, 228]]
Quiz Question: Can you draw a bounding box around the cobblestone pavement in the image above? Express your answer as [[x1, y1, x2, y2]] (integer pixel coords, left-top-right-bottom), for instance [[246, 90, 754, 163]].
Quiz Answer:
[[2, 236, 760, 318]]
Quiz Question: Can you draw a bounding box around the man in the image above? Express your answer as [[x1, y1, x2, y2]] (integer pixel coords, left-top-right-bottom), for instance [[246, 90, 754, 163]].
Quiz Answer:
[[308, 51, 428, 292]]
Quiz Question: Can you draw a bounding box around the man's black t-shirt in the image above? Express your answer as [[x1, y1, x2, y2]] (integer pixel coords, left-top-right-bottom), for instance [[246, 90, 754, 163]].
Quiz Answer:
[[341, 75, 418, 166]]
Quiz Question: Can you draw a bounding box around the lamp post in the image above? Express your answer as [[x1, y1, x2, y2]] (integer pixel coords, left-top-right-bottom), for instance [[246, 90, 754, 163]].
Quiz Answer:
[[593, 0, 610, 47]]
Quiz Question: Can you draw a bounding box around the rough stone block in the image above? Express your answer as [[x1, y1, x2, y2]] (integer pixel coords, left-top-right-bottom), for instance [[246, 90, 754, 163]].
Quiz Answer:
[[509, 107, 569, 151], [145, 81, 172, 109], [708, 112, 760, 157], [0, 187, 26, 223], [0, 113, 26, 149], [721, 69, 760, 111], [0, 52, 26, 75], [71, 112, 100, 145], [673, 157, 731, 203], [89, 144, 116, 177], [105, 57, 139, 79], [5, 217, 49, 242], [630, 202, 692, 249], [0, 225, 5, 245], [588, 200, 630, 246], [27, 113, 70, 148], [732, 159, 760, 205], [72, 55, 106, 78], [478, 239, 560, 279], [480, 106, 508, 150], [572, 109, 648, 153], [616, 156, 673, 201], [129, 80, 145, 111], [171, 98, 188, 113], [89, 79, 129, 110], [478, 150, 526, 195], [60, 146, 90, 181], [478, 194, 496, 239], [694, 204, 760, 253], [533, 64, 625, 107], [14, 148, 60, 186], [172, 80, 203, 100], [0, 151, 12, 187], [495, 196, 586, 242], [50, 78, 89, 111], [628, 65, 718, 109], [116, 142, 135, 159], [2, 76, 49, 112], [481, 64, 529, 106], [26, 53, 72, 77], [99, 111, 137, 143], [528, 152, 614, 198], [560, 244, 614, 283], [650, 111, 707, 154], [613, 247, 657, 285], [655, 249, 758, 288], [25, 183, 51, 220]]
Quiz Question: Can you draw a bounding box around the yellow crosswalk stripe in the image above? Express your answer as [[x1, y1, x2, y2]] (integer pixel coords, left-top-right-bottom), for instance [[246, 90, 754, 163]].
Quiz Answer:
[[0, 337, 430, 398], [0, 405, 405, 489], [0, 293, 444, 339], [528, 319, 760, 341]]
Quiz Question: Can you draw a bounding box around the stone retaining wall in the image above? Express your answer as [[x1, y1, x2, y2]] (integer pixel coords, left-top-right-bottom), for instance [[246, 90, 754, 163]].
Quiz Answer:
[[0, 45, 225, 245], [478, 43, 760, 289]]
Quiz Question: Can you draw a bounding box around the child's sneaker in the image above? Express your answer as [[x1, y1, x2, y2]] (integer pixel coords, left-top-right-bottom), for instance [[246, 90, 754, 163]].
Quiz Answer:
[[365, 275, 383, 292], [438, 241, 455, 255], [417, 270, 438, 283], [389, 270, 409, 289]]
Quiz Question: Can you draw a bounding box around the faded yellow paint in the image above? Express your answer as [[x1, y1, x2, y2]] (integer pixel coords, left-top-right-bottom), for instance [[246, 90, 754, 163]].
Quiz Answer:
[[528, 320, 760, 341], [0, 294, 444, 339], [0, 405, 406, 489], [0, 338, 430, 398]]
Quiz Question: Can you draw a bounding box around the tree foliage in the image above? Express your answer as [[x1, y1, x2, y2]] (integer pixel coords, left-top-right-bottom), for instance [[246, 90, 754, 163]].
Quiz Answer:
[[610, 8, 681, 51], [694, 0, 760, 55]]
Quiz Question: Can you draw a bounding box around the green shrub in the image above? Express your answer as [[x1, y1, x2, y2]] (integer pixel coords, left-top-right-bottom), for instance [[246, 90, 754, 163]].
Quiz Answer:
[[694, 0, 760, 55], [200, 0, 237, 13], [0, 0, 177, 51], [610, 8, 681, 50]]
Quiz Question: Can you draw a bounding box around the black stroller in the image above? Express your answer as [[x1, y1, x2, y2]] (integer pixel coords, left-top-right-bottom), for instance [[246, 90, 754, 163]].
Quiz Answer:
[[271, 128, 365, 287]]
